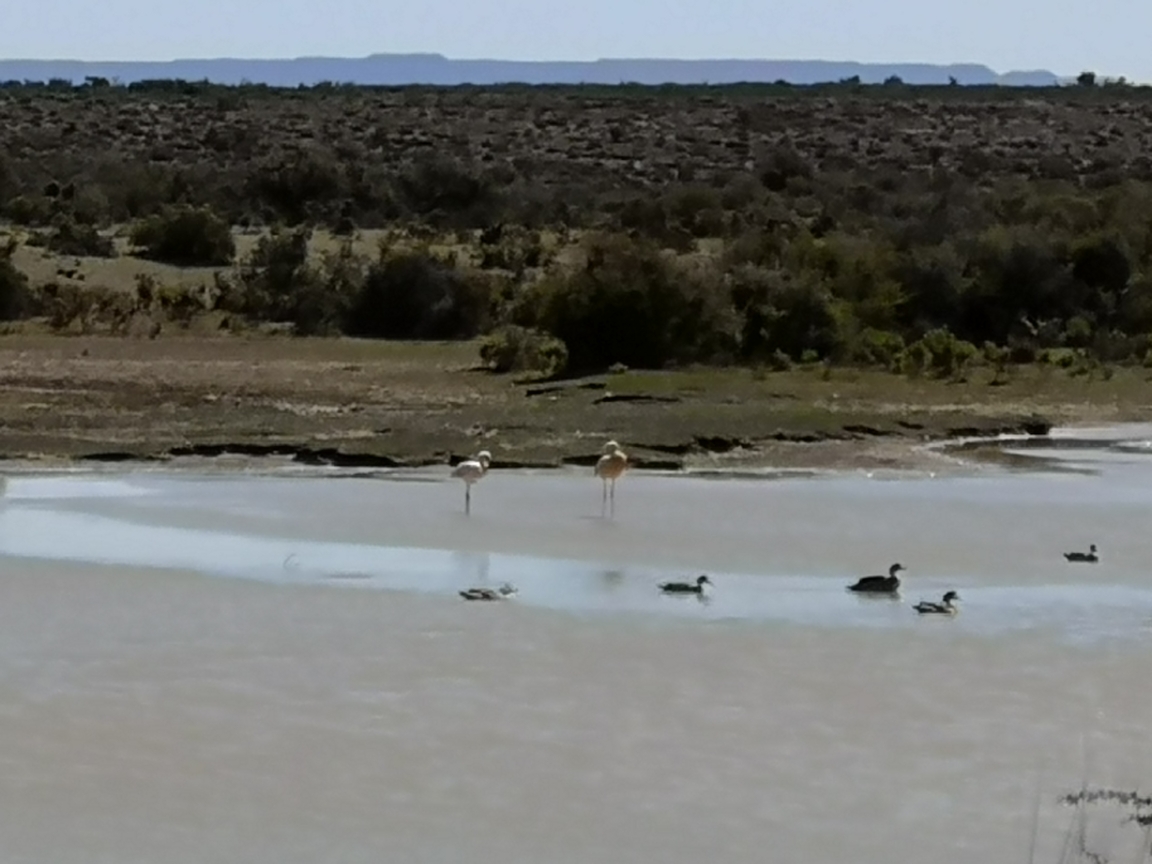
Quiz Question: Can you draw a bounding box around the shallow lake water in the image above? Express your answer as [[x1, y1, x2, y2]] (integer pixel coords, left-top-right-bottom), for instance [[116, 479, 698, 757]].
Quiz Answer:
[[0, 429, 1150, 864]]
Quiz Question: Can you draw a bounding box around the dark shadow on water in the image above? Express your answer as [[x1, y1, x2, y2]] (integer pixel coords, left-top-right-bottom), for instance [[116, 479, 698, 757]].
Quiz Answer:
[[657, 591, 712, 607], [849, 591, 903, 602]]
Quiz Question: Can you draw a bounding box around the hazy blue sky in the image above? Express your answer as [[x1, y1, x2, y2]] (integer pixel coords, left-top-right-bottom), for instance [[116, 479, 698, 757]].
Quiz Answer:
[[4, 0, 1148, 81]]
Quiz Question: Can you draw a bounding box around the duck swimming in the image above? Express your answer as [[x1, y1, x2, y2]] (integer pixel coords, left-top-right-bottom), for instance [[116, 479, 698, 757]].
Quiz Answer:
[[914, 590, 960, 615], [847, 563, 905, 594], [459, 583, 518, 601], [1064, 544, 1098, 563], [659, 575, 713, 595]]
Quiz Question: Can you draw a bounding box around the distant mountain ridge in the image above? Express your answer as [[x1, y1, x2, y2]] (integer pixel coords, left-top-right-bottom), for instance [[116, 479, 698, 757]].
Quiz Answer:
[[0, 54, 1062, 87]]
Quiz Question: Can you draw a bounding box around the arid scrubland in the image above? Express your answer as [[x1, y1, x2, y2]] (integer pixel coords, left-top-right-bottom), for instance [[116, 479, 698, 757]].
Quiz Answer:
[[2, 78, 1152, 467]]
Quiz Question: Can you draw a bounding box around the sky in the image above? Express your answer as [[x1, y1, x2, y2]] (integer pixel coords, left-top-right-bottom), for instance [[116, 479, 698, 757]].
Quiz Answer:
[[3, 0, 1149, 81]]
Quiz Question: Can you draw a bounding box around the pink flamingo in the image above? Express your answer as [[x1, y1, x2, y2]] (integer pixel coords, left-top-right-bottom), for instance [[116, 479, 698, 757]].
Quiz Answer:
[[451, 450, 492, 515], [594, 440, 628, 516]]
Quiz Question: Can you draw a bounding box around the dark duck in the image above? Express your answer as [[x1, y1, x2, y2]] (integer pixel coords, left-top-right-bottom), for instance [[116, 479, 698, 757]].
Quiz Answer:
[[1063, 544, 1098, 563], [847, 563, 905, 594], [659, 575, 713, 596]]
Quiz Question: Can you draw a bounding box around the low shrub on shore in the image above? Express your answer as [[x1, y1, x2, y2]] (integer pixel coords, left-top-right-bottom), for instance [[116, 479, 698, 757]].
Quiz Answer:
[[478, 324, 569, 376]]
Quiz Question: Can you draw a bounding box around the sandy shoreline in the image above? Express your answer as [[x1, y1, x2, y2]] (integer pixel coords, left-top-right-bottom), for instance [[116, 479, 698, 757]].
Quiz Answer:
[[0, 432, 1012, 480], [0, 422, 1112, 489], [10, 334, 1145, 477]]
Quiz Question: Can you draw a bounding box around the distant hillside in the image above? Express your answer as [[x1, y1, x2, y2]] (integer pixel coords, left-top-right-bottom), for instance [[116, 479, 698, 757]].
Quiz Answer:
[[0, 54, 1061, 87]]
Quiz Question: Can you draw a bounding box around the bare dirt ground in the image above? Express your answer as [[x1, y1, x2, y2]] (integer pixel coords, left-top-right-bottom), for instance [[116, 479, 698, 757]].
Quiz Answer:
[[1, 334, 1147, 474]]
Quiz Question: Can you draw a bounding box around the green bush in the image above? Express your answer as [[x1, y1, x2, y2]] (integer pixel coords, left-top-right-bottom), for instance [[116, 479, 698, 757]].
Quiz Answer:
[[150, 278, 210, 328], [344, 244, 492, 340], [984, 341, 1010, 383], [0, 154, 12, 205], [757, 144, 813, 192], [221, 227, 351, 335], [246, 149, 347, 225], [130, 206, 235, 266], [1118, 276, 1152, 334], [900, 328, 978, 378], [1063, 315, 1093, 348], [728, 264, 840, 361], [42, 282, 98, 333], [523, 233, 737, 373], [892, 244, 966, 333], [478, 325, 568, 376], [849, 328, 906, 368], [962, 230, 1081, 345], [0, 237, 32, 320], [478, 227, 547, 273], [45, 216, 116, 258], [1070, 234, 1130, 295], [395, 155, 497, 225], [3, 195, 52, 226], [303, 241, 367, 336], [662, 185, 726, 237]]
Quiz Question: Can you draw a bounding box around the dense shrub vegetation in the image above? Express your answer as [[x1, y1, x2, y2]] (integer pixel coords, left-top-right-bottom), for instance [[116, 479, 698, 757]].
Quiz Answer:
[[0, 237, 31, 320], [344, 247, 494, 340], [130, 206, 235, 266], [5, 79, 1152, 375]]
